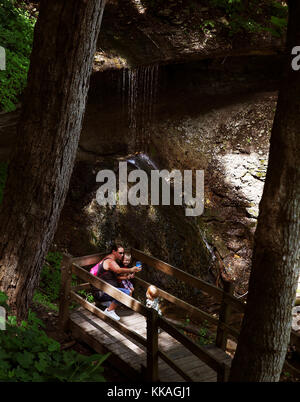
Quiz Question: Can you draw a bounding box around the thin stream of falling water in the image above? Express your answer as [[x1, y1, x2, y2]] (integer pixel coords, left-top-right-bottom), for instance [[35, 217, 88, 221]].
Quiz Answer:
[[122, 68, 126, 114], [142, 66, 148, 139], [122, 64, 159, 152]]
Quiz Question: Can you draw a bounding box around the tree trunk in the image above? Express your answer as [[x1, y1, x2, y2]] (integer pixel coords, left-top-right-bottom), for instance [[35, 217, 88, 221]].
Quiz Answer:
[[229, 1, 300, 382], [0, 0, 106, 319]]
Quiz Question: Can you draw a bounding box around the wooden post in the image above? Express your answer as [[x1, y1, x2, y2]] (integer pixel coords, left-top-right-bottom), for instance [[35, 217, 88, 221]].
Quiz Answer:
[[216, 281, 235, 351], [58, 253, 73, 331], [217, 362, 231, 382], [146, 308, 159, 382]]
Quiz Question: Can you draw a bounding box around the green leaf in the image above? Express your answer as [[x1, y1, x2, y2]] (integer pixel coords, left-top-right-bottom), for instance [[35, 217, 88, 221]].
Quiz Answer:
[[48, 341, 60, 352], [16, 351, 34, 369], [34, 358, 48, 373]]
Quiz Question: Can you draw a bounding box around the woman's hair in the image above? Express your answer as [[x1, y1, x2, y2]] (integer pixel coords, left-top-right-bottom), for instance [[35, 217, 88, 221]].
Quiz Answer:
[[109, 242, 123, 253], [146, 285, 158, 300]]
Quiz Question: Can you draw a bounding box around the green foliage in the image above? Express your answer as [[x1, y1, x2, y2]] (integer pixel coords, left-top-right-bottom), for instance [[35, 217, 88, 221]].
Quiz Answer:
[[197, 326, 215, 346], [32, 292, 59, 312], [0, 162, 8, 204], [210, 0, 287, 37], [33, 252, 64, 311], [0, 0, 36, 112], [0, 299, 109, 381], [200, 20, 216, 34], [0, 291, 9, 311], [78, 289, 95, 304], [268, 15, 287, 38], [35, 252, 62, 303]]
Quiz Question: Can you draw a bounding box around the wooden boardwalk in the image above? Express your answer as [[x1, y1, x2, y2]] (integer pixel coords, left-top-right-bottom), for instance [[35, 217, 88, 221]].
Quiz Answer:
[[69, 306, 232, 382]]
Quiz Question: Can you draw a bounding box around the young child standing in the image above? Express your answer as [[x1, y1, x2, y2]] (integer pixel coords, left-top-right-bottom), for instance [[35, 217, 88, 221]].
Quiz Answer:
[[146, 285, 162, 316]]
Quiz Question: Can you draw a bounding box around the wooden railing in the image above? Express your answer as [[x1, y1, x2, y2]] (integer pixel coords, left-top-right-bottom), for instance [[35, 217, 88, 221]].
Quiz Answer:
[[59, 250, 239, 382], [58, 249, 300, 381], [131, 248, 245, 344]]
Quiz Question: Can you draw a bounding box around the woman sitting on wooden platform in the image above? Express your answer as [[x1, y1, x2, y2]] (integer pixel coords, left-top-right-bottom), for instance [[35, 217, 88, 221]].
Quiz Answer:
[[90, 243, 141, 321]]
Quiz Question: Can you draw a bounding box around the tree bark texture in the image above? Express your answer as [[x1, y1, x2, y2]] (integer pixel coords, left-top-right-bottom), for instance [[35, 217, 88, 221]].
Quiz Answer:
[[229, 0, 300, 381], [0, 0, 106, 319]]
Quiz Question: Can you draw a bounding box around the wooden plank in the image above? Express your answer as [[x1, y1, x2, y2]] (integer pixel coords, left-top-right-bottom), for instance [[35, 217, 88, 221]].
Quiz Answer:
[[58, 253, 73, 331], [122, 319, 146, 336], [146, 308, 159, 382], [72, 263, 148, 316], [205, 345, 232, 364], [172, 354, 216, 382], [71, 310, 145, 371], [89, 327, 145, 371], [71, 310, 147, 373], [69, 320, 141, 379], [158, 364, 185, 382], [69, 307, 229, 382], [216, 281, 235, 350], [73, 308, 140, 348], [159, 370, 185, 382], [135, 276, 219, 326], [159, 352, 212, 382], [107, 341, 144, 368], [83, 304, 146, 337], [135, 277, 239, 338], [158, 349, 194, 382], [171, 355, 211, 381], [160, 346, 189, 361], [119, 314, 144, 326], [132, 248, 224, 297], [172, 354, 205, 368], [131, 248, 245, 312], [158, 316, 222, 374], [72, 283, 91, 292], [72, 310, 126, 346], [72, 252, 108, 267], [70, 291, 147, 347], [158, 334, 194, 360], [158, 358, 186, 380], [189, 366, 216, 382], [217, 362, 231, 382]]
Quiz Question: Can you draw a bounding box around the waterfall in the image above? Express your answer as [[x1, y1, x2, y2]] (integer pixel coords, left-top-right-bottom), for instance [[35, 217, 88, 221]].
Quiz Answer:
[[122, 64, 159, 152], [127, 152, 159, 171]]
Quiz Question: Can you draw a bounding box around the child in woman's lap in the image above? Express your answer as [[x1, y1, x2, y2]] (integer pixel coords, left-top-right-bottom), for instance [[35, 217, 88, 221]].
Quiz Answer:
[[118, 252, 135, 296]]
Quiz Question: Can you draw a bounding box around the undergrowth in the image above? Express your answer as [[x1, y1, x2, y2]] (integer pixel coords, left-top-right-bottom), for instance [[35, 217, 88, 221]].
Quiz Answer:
[[0, 0, 36, 112], [142, 0, 288, 38], [210, 0, 288, 37], [33, 252, 63, 310], [0, 292, 109, 382]]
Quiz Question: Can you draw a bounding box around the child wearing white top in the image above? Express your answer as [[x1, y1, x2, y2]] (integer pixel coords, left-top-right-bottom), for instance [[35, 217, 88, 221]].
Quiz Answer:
[[146, 285, 162, 334]]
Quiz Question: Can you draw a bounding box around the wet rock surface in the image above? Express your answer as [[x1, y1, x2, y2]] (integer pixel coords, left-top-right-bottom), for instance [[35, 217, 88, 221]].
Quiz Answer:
[[147, 90, 276, 295]]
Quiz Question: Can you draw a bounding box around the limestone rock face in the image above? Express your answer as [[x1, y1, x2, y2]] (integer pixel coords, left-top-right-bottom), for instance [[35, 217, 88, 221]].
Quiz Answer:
[[95, 0, 284, 71]]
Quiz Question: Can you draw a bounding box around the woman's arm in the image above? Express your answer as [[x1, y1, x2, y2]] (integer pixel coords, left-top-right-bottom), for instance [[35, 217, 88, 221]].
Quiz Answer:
[[104, 259, 141, 274], [117, 274, 129, 280]]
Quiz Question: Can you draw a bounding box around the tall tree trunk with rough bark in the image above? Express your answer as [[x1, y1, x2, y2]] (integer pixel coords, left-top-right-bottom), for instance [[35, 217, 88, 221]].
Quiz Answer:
[[0, 0, 106, 319], [229, 0, 300, 382]]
